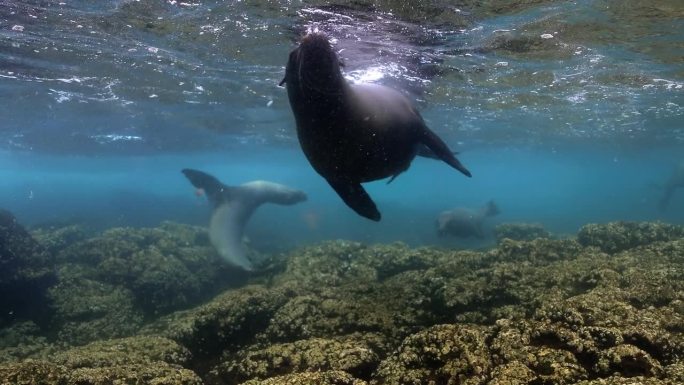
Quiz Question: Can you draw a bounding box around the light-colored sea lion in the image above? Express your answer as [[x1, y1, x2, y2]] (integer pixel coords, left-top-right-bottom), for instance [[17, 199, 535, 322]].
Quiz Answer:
[[280, 32, 471, 221], [182, 169, 307, 271], [659, 161, 684, 210], [436, 200, 500, 238]]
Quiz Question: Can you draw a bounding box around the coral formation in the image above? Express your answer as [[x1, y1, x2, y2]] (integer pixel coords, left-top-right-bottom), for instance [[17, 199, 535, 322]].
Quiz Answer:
[[0, 218, 682, 385]]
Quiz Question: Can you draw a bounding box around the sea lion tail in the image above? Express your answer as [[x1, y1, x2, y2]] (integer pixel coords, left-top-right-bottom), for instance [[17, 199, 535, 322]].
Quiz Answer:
[[182, 169, 230, 206], [484, 200, 500, 217], [419, 129, 472, 177]]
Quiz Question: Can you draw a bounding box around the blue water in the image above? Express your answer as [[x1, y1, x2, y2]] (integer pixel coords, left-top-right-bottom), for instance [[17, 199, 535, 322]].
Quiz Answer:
[[1, 0, 682, 251]]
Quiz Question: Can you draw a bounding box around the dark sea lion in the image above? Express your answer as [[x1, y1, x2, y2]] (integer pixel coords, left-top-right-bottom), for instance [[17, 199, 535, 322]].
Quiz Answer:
[[182, 169, 307, 271], [280, 32, 471, 221], [436, 200, 500, 238], [658, 161, 684, 211]]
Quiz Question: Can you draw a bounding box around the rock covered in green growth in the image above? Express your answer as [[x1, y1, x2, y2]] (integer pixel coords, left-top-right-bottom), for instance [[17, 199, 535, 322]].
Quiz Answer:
[[51, 336, 192, 369], [277, 241, 443, 289], [214, 334, 381, 383], [0, 209, 57, 328], [665, 362, 684, 382], [30, 224, 88, 256], [0, 358, 203, 385], [276, 241, 376, 287], [239, 370, 367, 385], [48, 269, 143, 345], [56, 222, 234, 316], [577, 221, 684, 253], [0, 336, 201, 385], [67, 364, 203, 385], [143, 285, 294, 360], [594, 344, 663, 378], [494, 222, 551, 242], [574, 376, 672, 384], [0, 359, 67, 385], [490, 237, 584, 264], [535, 288, 684, 362], [487, 361, 536, 385], [0, 321, 53, 363], [372, 324, 492, 385], [358, 243, 441, 281], [258, 295, 393, 346]]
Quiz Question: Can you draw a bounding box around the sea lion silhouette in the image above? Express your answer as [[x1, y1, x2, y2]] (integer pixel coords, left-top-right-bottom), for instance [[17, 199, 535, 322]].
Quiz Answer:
[[659, 161, 684, 211], [280, 32, 471, 221], [182, 169, 306, 271], [436, 200, 500, 238]]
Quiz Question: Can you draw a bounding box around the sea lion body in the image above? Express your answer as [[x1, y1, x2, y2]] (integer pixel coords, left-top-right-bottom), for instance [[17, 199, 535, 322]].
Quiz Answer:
[[437, 201, 500, 238], [295, 83, 419, 182], [182, 169, 306, 271], [282, 33, 471, 221]]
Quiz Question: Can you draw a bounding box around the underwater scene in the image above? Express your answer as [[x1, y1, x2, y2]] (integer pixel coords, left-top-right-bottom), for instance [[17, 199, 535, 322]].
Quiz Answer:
[[1, 0, 683, 384]]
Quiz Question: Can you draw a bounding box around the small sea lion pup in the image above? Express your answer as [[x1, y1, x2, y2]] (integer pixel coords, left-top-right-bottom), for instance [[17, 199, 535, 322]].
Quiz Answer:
[[280, 32, 471, 221], [436, 200, 500, 238]]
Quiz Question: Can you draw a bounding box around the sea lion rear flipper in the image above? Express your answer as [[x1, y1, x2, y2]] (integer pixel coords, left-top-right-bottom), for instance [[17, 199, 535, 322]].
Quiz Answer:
[[182, 168, 231, 206], [416, 144, 458, 160], [327, 179, 381, 221], [209, 202, 254, 271], [420, 129, 472, 177]]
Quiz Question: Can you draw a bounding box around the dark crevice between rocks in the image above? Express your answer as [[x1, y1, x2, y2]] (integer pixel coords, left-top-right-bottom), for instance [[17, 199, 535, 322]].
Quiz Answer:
[[611, 351, 657, 378], [530, 330, 600, 379], [178, 301, 288, 384], [623, 333, 668, 363], [447, 290, 521, 324]]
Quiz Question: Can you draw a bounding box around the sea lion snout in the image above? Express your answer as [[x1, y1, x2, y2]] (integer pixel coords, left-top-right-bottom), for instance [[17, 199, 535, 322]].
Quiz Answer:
[[294, 33, 342, 84]]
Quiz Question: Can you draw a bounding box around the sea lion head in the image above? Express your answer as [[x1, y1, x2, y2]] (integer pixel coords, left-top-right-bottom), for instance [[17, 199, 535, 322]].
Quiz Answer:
[[279, 189, 308, 205], [281, 32, 345, 96]]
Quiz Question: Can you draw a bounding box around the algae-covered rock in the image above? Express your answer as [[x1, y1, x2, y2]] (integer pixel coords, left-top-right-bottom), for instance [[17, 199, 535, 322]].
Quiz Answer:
[[30, 224, 88, 257], [2, 220, 682, 384], [494, 222, 552, 242], [142, 285, 295, 362], [577, 221, 684, 253], [372, 324, 492, 385], [0, 359, 203, 385], [0, 359, 67, 385], [48, 270, 143, 345], [0, 209, 57, 328], [0, 321, 53, 363], [52, 336, 192, 369], [239, 370, 367, 385], [214, 334, 380, 383], [56, 222, 236, 316], [0, 336, 201, 385]]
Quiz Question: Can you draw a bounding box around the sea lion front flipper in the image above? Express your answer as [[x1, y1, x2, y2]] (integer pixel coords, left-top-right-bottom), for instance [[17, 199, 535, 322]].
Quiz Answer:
[[327, 179, 381, 221], [419, 128, 472, 178]]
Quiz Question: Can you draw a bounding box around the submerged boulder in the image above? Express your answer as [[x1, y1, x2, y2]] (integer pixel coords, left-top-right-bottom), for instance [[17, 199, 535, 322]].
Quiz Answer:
[[0, 336, 201, 385], [577, 221, 684, 253], [494, 222, 552, 242], [0, 209, 56, 328]]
